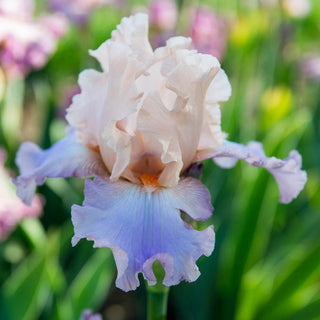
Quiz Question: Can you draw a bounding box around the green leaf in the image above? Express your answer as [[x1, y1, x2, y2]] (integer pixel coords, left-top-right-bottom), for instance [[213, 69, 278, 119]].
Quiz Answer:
[[0, 254, 50, 320], [256, 242, 320, 319], [19, 218, 46, 252], [55, 247, 115, 319], [286, 296, 320, 320]]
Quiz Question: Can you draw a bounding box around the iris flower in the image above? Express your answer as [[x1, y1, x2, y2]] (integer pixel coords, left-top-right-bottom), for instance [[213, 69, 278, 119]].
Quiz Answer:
[[14, 14, 307, 292], [0, 0, 68, 78]]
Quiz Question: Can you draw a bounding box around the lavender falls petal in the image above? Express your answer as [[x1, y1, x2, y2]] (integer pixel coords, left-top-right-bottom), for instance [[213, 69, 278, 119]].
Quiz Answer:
[[13, 128, 107, 205], [71, 176, 215, 292], [211, 141, 307, 203]]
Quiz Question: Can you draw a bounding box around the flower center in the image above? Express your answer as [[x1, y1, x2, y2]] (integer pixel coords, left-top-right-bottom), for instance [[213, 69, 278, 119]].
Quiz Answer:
[[139, 173, 161, 190]]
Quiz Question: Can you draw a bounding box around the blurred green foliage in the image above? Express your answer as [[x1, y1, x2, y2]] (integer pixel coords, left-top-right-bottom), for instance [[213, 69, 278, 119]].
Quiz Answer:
[[0, 0, 319, 319]]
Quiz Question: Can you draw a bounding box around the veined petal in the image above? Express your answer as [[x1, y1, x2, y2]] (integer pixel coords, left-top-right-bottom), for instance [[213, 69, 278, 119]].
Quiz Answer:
[[211, 141, 307, 203], [71, 176, 214, 292], [13, 128, 107, 205]]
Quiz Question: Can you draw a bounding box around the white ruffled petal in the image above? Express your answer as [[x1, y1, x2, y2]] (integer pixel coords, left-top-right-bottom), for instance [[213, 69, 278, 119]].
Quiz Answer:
[[66, 69, 107, 147], [205, 69, 232, 103], [111, 13, 153, 63]]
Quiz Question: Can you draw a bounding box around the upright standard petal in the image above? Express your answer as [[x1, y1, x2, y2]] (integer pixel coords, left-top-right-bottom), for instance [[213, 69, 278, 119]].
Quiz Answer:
[[211, 141, 307, 203], [135, 50, 223, 187], [72, 176, 214, 292], [13, 128, 107, 205], [111, 13, 153, 63]]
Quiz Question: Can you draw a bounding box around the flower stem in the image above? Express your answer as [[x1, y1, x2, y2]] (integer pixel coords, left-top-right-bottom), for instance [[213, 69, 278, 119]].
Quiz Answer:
[[147, 282, 169, 320], [146, 261, 170, 320]]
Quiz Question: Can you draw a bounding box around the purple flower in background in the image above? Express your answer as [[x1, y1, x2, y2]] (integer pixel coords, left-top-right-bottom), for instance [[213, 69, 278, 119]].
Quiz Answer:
[[149, 0, 177, 31], [189, 7, 227, 61], [0, 149, 42, 241], [49, 0, 113, 25], [0, 0, 68, 78], [14, 14, 306, 291], [80, 310, 102, 320], [300, 55, 320, 80], [148, 0, 178, 48]]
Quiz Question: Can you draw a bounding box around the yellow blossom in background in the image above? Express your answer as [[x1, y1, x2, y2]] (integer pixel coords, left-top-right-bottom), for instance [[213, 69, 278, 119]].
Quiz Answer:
[[261, 86, 292, 128], [230, 11, 269, 47]]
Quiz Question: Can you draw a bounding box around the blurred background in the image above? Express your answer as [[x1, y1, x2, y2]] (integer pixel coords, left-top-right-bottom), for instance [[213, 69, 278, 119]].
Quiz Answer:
[[0, 0, 319, 319]]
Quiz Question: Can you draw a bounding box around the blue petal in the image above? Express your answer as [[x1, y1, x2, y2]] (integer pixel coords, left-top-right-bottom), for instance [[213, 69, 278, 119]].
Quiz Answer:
[[13, 128, 107, 205], [212, 141, 307, 203], [71, 176, 214, 292]]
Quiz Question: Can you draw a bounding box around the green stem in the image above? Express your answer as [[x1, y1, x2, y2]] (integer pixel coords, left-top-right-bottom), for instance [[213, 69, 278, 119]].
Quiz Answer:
[[146, 282, 169, 320]]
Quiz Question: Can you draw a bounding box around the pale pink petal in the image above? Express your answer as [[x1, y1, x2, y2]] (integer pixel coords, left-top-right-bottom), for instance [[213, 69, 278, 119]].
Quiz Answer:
[[71, 176, 214, 291], [88, 42, 109, 72], [102, 122, 132, 180], [66, 69, 107, 147], [13, 128, 107, 205], [205, 69, 232, 103], [138, 50, 222, 185], [67, 39, 146, 179], [137, 93, 183, 187], [153, 36, 192, 61], [194, 103, 225, 162], [194, 69, 231, 161], [111, 13, 153, 63], [211, 141, 307, 203]]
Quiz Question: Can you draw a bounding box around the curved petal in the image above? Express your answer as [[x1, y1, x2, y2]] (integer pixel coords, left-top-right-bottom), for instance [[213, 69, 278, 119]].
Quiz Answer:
[[161, 50, 221, 167], [205, 69, 232, 103], [66, 69, 108, 147], [153, 36, 192, 61], [137, 93, 183, 187], [102, 121, 132, 181], [13, 128, 107, 205], [194, 69, 231, 161], [194, 103, 225, 162], [136, 50, 222, 186], [71, 176, 214, 292], [111, 13, 153, 63], [211, 141, 307, 203], [67, 41, 144, 143], [89, 13, 153, 73]]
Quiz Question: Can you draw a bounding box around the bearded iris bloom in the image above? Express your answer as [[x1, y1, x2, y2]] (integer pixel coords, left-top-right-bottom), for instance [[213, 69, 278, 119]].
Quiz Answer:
[[14, 14, 307, 292]]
